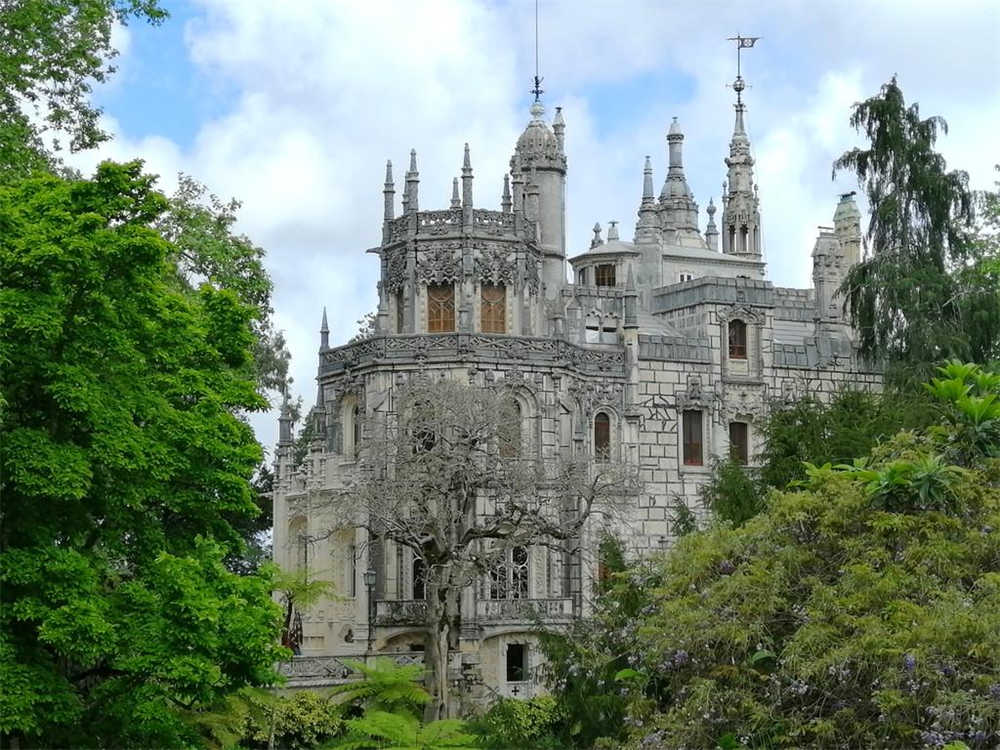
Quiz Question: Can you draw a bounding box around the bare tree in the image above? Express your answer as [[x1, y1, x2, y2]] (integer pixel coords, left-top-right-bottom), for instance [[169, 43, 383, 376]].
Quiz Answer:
[[331, 378, 639, 721]]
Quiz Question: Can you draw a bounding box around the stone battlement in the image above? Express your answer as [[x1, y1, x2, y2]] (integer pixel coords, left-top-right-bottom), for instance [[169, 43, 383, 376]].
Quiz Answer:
[[383, 208, 537, 246]]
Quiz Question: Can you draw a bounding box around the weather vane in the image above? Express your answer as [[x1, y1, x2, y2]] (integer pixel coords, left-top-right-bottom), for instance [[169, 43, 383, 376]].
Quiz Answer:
[[531, 0, 544, 102], [727, 34, 760, 106]]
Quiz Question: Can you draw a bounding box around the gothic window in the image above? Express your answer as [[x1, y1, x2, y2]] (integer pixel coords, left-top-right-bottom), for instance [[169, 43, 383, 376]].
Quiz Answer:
[[499, 399, 521, 458], [595, 263, 616, 287], [427, 283, 455, 332], [412, 555, 426, 600], [490, 546, 529, 600], [741, 225, 749, 253], [729, 421, 749, 465], [395, 290, 405, 333], [506, 643, 526, 682], [594, 412, 611, 460], [682, 410, 703, 466], [728, 319, 747, 359], [290, 518, 308, 572], [481, 284, 506, 333]]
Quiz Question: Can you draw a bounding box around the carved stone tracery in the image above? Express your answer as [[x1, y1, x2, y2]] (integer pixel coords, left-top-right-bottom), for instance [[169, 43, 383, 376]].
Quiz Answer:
[[416, 247, 461, 285]]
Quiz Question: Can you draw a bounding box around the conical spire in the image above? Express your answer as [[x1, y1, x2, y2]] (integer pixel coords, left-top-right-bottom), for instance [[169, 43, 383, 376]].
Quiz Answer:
[[461, 142, 473, 208], [383, 160, 395, 222], [721, 86, 761, 258], [501, 174, 512, 214], [404, 149, 419, 214], [320, 306, 329, 349], [642, 155, 654, 204], [450, 178, 461, 208]]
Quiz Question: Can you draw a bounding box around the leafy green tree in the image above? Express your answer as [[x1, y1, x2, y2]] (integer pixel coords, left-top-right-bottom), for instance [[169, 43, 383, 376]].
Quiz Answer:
[[470, 695, 565, 750], [326, 711, 480, 750], [608, 364, 1000, 749], [0, 161, 286, 747], [834, 77, 979, 381], [0, 0, 166, 177], [697, 459, 765, 527]]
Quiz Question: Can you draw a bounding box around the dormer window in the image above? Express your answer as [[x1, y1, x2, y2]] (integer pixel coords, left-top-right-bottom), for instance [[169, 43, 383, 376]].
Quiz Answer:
[[728, 319, 747, 359], [427, 284, 455, 332], [595, 264, 616, 287]]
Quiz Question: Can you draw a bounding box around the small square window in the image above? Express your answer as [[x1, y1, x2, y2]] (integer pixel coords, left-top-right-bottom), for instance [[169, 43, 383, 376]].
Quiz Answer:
[[595, 264, 616, 287]]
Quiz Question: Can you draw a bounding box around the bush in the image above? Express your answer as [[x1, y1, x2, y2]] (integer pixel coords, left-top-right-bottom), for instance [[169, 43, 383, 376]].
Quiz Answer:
[[698, 459, 765, 526], [472, 695, 564, 749]]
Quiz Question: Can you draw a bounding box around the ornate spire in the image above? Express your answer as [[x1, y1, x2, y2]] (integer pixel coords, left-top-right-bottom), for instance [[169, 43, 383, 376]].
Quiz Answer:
[[658, 118, 702, 246], [721, 36, 762, 259], [320, 306, 329, 349], [501, 173, 512, 214], [278, 391, 295, 446], [461, 143, 473, 208], [404, 149, 419, 214], [642, 155, 654, 204], [635, 155, 659, 243], [450, 177, 460, 208], [705, 198, 719, 251]]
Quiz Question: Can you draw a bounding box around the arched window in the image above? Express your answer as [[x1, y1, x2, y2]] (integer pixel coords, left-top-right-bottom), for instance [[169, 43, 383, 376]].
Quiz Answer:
[[481, 284, 506, 333], [490, 546, 529, 600], [500, 399, 521, 458], [412, 555, 426, 600], [594, 412, 611, 460], [728, 319, 747, 359], [427, 284, 455, 332]]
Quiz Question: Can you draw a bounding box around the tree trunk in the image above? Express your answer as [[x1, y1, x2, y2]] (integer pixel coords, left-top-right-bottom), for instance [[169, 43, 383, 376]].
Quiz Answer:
[[423, 565, 463, 722]]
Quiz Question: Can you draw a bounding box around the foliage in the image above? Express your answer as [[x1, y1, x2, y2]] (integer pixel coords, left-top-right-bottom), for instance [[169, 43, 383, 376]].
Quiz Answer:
[[606, 363, 1000, 749], [834, 77, 988, 382], [324, 711, 480, 750], [348, 310, 378, 344], [668, 496, 699, 537], [470, 695, 565, 749], [757, 388, 934, 491], [0, 0, 166, 177], [225, 462, 276, 575], [241, 690, 344, 750], [156, 174, 290, 394], [327, 659, 431, 715], [0, 162, 286, 747], [536, 536, 662, 748], [698, 459, 765, 527]]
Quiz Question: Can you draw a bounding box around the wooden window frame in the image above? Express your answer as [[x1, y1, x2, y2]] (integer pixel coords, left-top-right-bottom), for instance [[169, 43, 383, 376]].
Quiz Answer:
[[427, 283, 455, 332], [595, 263, 616, 287], [594, 412, 611, 460], [481, 283, 506, 334], [682, 410, 703, 466], [729, 421, 749, 465], [728, 319, 747, 359]]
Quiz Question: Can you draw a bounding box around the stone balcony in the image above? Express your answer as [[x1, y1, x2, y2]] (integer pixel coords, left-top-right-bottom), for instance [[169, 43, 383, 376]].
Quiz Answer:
[[476, 597, 575, 624], [384, 208, 535, 245], [374, 597, 576, 629]]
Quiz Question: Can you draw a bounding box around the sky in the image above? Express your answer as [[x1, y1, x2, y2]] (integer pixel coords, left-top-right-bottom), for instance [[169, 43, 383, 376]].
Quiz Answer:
[[68, 0, 1000, 455]]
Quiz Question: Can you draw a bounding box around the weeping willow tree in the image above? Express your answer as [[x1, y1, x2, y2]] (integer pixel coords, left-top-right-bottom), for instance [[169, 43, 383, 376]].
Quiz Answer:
[[834, 77, 981, 383]]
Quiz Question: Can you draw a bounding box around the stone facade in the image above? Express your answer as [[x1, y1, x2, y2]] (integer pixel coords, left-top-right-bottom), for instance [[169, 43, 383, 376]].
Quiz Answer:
[[272, 91, 879, 701]]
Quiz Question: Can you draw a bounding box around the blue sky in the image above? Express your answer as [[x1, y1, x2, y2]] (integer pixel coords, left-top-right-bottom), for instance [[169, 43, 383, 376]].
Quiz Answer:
[[70, 0, 1000, 451]]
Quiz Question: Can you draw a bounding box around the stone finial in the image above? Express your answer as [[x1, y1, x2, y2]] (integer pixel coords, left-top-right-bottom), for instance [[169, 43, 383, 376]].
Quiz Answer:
[[320, 306, 329, 350], [501, 173, 512, 214], [461, 142, 473, 208], [383, 160, 395, 223], [642, 155, 654, 203], [607, 220, 619, 241], [278, 391, 295, 446], [553, 106, 565, 150], [705, 198, 719, 252], [450, 177, 461, 208], [404, 149, 419, 213], [591, 222, 603, 248]]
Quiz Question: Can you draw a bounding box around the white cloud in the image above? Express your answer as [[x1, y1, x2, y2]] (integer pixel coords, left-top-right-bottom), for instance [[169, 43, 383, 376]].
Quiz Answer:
[[67, 0, 1000, 453]]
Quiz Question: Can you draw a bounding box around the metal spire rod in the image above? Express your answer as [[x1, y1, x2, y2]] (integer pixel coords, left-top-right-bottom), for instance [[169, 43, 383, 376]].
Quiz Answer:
[[727, 34, 760, 105], [531, 0, 544, 102]]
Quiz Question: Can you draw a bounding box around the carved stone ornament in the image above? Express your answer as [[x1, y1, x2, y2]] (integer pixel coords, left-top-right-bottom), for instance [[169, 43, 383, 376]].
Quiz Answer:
[[384, 250, 407, 292], [522, 254, 540, 294], [678, 373, 712, 409], [717, 305, 765, 325], [475, 249, 517, 287], [416, 246, 462, 285]]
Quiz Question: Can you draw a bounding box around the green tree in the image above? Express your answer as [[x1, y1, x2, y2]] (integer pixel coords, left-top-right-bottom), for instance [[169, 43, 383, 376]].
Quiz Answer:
[[0, 0, 166, 177], [609, 364, 1000, 749], [0, 162, 286, 747], [834, 77, 979, 381]]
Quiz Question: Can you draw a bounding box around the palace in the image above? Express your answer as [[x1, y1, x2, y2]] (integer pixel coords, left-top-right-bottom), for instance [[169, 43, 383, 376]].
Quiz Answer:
[[271, 71, 879, 702]]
